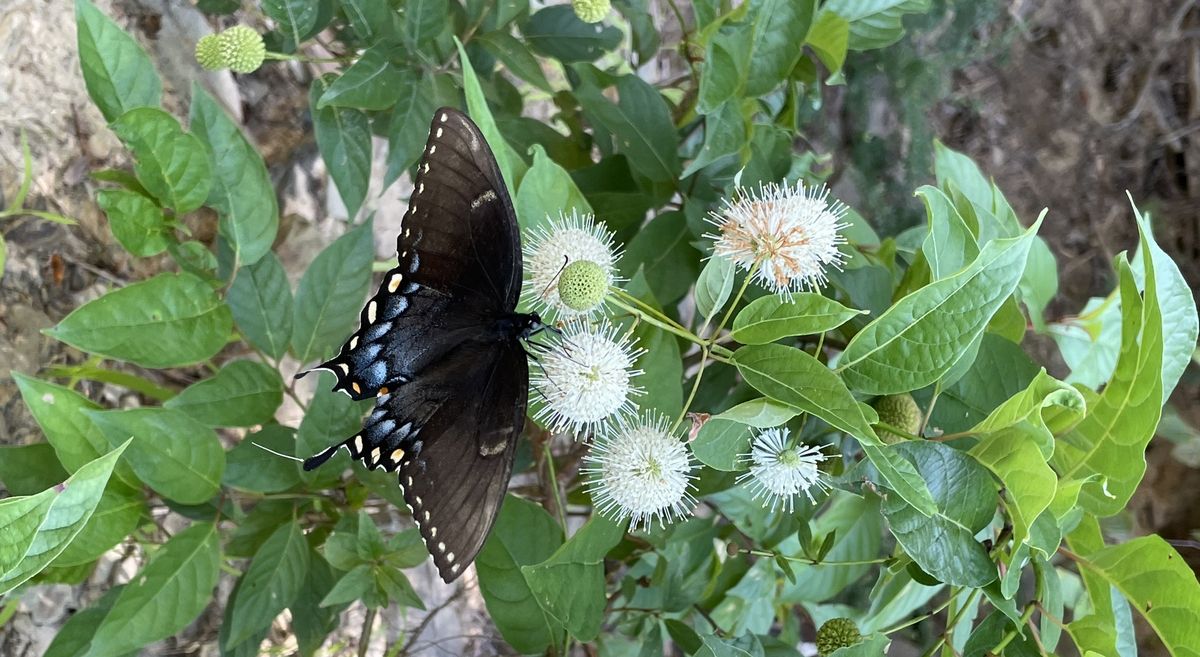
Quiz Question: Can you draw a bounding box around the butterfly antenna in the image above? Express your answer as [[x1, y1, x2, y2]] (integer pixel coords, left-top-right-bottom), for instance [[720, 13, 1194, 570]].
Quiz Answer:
[[540, 255, 571, 301], [251, 441, 306, 463]]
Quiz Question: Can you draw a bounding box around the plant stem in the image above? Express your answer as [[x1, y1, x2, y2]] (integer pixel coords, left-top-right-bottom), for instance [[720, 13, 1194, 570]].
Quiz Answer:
[[544, 442, 568, 530], [991, 605, 1037, 653], [609, 294, 705, 348], [672, 345, 709, 434], [709, 267, 755, 344], [743, 549, 893, 567]]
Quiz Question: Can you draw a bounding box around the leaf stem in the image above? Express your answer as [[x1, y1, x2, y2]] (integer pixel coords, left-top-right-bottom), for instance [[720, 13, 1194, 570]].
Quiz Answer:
[[672, 345, 709, 434], [743, 549, 893, 567], [544, 442, 568, 530], [708, 265, 755, 344]]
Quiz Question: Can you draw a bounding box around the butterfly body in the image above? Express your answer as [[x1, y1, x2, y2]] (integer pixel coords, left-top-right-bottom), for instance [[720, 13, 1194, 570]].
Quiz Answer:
[[300, 108, 535, 582]]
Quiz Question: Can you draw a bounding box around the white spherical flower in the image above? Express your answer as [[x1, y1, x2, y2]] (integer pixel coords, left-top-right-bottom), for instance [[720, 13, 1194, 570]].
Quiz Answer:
[[531, 321, 643, 436], [707, 181, 848, 294], [584, 414, 697, 531], [523, 209, 620, 318], [737, 428, 832, 513]]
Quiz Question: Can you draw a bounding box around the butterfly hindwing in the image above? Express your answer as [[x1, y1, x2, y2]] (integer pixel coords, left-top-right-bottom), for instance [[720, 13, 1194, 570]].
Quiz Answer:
[[305, 107, 522, 400]]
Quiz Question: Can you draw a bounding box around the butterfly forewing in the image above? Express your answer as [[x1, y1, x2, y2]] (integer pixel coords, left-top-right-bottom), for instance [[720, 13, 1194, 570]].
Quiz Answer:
[[309, 108, 522, 400], [302, 107, 531, 583]]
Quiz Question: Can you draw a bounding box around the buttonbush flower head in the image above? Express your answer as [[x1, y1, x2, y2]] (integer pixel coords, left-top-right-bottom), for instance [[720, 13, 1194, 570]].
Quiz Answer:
[[195, 34, 225, 71], [737, 428, 832, 513], [708, 181, 848, 295], [531, 320, 643, 436], [584, 414, 697, 530], [524, 209, 620, 319], [220, 26, 266, 74], [572, 0, 611, 23], [874, 393, 922, 444], [816, 618, 863, 656]]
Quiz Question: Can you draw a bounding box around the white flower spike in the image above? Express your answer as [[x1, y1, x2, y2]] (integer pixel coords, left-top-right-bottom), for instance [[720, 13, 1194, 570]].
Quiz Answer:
[[523, 209, 620, 318], [737, 428, 832, 513], [584, 414, 697, 530], [531, 320, 643, 436], [708, 181, 848, 295]]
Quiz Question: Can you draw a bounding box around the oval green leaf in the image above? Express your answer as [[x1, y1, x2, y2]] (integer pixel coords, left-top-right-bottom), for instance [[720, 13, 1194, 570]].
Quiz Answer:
[[227, 252, 294, 360], [226, 522, 311, 646], [88, 408, 225, 504], [165, 360, 283, 427], [291, 219, 374, 365], [110, 108, 212, 213], [96, 189, 170, 257], [732, 293, 864, 345]]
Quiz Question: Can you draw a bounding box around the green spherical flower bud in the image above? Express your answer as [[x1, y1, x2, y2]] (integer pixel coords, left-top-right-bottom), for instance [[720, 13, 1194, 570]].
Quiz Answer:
[[219, 25, 266, 74], [874, 393, 922, 444], [558, 259, 608, 311], [816, 617, 862, 657], [572, 0, 611, 23], [195, 34, 226, 71]]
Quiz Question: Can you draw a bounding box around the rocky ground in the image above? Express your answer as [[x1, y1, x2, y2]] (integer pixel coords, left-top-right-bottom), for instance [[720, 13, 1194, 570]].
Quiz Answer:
[[1, 1, 1197, 656]]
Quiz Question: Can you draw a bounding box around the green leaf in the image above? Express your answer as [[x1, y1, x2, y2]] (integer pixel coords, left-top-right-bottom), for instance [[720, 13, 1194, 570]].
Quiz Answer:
[[1081, 535, 1200, 657], [839, 219, 1041, 395], [1131, 197, 1198, 399], [165, 360, 283, 427], [478, 31, 553, 92], [917, 186, 978, 280], [46, 272, 233, 369], [109, 108, 212, 213], [226, 522, 311, 646], [227, 252, 294, 360], [744, 0, 816, 96], [320, 563, 374, 607], [929, 333, 1040, 433], [168, 240, 217, 278], [0, 443, 129, 595], [828, 633, 890, 657], [697, 23, 751, 114], [1051, 294, 1122, 389], [476, 495, 565, 653], [311, 77, 372, 220], [1018, 236, 1057, 331], [95, 189, 170, 257], [383, 74, 435, 187], [402, 0, 447, 45], [290, 550, 342, 655], [86, 523, 220, 657], [223, 425, 302, 493], [819, 0, 932, 50], [718, 398, 801, 428], [806, 10, 850, 74], [291, 218, 374, 364], [523, 5, 621, 62], [621, 211, 701, 305], [262, 0, 319, 46], [731, 293, 864, 345], [969, 370, 1083, 548], [692, 418, 754, 471], [514, 144, 592, 234], [88, 408, 225, 504], [521, 514, 625, 642], [1054, 220, 1163, 516], [574, 72, 680, 183], [623, 273, 684, 417], [341, 0, 397, 44], [683, 100, 747, 177], [0, 444, 69, 496], [42, 585, 126, 657], [730, 343, 936, 515], [695, 255, 736, 325], [780, 494, 883, 603], [189, 87, 279, 267], [881, 442, 997, 587], [317, 45, 404, 110], [51, 485, 144, 568], [74, 0, 161, 122], [11, 374, 137, 490], [455, 38, 526, 195]]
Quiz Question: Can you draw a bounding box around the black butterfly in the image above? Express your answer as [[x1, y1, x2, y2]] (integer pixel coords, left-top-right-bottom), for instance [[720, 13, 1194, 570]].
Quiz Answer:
[[300, 107, 542, 582]]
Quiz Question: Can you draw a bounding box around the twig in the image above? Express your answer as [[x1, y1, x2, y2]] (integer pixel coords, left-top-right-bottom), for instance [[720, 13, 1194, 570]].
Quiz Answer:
[[358, 607, 376, 657], [400, 589, 464, 656]]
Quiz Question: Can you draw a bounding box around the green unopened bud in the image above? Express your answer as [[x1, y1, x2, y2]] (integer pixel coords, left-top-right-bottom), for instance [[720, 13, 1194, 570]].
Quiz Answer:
[[572, 0, 611, 23], [816, 618, 862, 656], [195, 34, 226, 70], [874, 393, 922, 444], [558, 259, 607, 311], [220, 26, 265, 74]]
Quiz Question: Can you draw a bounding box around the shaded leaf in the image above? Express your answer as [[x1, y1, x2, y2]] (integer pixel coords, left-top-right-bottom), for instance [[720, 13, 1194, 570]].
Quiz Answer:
[[227, 252, 294, 360], [524, 5, 621, 62], [75, 0, 161, 122], [88, 408, 225, 504], [291, 218, 374, 365], [226, 522, 311, 646], [311, 77, 372, 220], [109, 108, 212, 213], [166, 360, 283, 428], [522, 514, 625, 642], [96, 189, 170, 257]]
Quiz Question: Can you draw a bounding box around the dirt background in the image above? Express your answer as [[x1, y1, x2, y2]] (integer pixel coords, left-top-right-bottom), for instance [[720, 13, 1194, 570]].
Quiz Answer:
[[0, 0, 1197, 655]]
